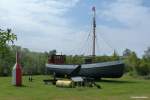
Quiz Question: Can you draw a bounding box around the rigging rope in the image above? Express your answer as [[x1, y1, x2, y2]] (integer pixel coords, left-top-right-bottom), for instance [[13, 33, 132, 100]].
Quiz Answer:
[[72, 17, 93, 55], [69, 13, 119, 56], [96, 32, 119, 55]]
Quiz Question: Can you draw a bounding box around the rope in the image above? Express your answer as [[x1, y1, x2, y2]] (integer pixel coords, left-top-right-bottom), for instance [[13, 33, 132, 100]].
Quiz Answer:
[[72, 17, 93, 55], [96, 32, 119, 55]]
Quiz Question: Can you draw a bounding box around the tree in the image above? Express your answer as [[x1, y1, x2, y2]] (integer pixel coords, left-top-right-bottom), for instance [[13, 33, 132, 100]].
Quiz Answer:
[[123, 48, 132, 57], [124, 51, 140, 75], [137, 47, 150, 76], [0, 28, 17, 76], [143, 47, 150, 59], [111, 50, 119, 60], [137, 60, 150, 76], [49, 50, 57, 56], [0, 28, 17, 52]]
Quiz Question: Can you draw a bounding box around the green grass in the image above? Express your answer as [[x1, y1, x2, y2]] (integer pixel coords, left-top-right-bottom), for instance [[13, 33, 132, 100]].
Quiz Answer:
[[0, 75, 150, 100]]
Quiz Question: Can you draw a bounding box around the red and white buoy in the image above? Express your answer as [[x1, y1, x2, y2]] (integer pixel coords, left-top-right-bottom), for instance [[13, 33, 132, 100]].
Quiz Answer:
[[12, 51, 22, 86]]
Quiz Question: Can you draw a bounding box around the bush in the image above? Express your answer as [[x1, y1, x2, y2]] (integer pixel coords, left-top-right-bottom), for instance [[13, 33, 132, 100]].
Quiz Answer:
[[136, 61, 150, 76]]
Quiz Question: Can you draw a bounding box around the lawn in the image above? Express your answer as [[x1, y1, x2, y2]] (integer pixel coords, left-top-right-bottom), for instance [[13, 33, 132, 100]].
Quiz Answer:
[[0, 75, 150, 100]]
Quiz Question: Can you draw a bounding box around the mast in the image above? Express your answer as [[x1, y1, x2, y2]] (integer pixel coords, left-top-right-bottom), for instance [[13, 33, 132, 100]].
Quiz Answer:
[[92, 6, 96, 57]]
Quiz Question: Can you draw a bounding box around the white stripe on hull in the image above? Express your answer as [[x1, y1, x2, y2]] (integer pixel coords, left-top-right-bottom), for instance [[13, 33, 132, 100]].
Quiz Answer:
[[12, 64, 16, 85], [46, 61, 123, 69]]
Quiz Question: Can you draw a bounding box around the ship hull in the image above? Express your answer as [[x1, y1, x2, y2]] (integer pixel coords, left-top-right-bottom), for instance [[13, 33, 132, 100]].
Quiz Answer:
[[46, 61, 124, 78]]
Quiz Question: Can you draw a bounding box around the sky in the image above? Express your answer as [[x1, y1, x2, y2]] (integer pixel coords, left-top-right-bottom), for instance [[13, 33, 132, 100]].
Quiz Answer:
[[0, 0, 150, 57]]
